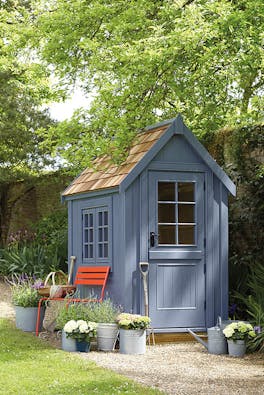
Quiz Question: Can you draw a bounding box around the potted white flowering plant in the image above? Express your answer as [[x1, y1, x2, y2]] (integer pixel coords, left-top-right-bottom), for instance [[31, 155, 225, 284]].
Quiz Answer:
[[63, 319, 97, 352], [116, 313, 151, 354], [223, 321, 256, 357]]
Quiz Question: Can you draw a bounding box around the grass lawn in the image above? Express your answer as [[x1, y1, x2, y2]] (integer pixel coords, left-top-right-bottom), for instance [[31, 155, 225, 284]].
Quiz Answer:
[[0, 319, 162, 395]]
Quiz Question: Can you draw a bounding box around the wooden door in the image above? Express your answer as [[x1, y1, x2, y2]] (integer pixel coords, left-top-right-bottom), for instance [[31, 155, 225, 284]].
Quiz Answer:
[[148, 171, 206, 329]]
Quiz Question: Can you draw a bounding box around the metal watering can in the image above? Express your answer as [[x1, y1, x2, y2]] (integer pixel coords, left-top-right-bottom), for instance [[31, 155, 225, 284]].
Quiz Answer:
[[188, 317, 227, 355]]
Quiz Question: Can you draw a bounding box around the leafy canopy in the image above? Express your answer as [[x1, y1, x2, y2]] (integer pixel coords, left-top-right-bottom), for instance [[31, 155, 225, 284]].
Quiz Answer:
[[0, 0, 59, 182], [32, 0, 263, 168]]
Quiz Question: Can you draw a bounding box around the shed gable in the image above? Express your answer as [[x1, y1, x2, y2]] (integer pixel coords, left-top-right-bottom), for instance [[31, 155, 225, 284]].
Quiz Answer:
[[62, 115, 236, 198]]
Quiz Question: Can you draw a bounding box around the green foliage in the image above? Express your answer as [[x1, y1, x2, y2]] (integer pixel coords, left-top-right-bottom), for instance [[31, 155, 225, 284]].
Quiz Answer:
[[0, 2, 58, 182], [85, 299, 122, 324], [55, 299, 121, 329], [33, 209, 68, 272], [208, 124, 264, 295], [0, 319, 159, 394], [9, 275, 43, 307], [55, 303, 93, 330], [0, 244, 62, 277], [11, 283, 41, 307], [0, 210, 68, 276], [234, 263, 264, 352], [32, 0, 264, 167]]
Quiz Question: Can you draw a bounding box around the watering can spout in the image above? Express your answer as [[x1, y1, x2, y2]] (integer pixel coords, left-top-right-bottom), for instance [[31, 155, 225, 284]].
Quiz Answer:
[[187, 329, 208, 350]]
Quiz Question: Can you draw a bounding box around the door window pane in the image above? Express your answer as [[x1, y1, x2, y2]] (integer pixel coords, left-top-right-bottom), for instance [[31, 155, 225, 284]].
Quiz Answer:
[[156, 181, 196, 246], [178, 225, 195, 244], [158, 203, 175, 223], [178, 204, 194, 223], [158, 225, 176, 244], [158, 182, 175, 201], [178, 183, 195, 202]]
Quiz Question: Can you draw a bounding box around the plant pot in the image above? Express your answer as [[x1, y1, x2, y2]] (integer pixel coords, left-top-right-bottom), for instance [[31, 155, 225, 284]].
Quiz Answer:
[[227, 339, 246, 357], [76, 340, 90, 352], [61, 330, 77, 352], [119, 329, 146, 355], [15, 306, 45, 332], [97, 323, 119, 351]]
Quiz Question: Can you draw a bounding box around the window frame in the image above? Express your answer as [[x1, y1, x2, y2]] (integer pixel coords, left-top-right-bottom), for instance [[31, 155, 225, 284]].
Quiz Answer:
[[157, 181, 197, 246], [82, 204, 112, 264]]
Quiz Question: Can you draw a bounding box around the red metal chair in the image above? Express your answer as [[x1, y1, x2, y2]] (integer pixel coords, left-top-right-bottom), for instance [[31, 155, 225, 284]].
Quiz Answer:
[[36, 266, 110, 336]]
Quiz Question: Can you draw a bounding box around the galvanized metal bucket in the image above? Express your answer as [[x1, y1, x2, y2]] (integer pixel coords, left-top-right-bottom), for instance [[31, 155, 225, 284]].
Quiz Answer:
[[119, 329, 146, 354]]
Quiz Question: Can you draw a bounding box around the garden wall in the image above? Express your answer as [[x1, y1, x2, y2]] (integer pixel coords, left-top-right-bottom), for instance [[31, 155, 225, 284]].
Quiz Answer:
[[1, 172, 71, 245]]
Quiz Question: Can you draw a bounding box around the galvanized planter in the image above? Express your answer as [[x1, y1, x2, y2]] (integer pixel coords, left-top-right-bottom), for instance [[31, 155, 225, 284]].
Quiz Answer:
[[15, 306, 45, 332], [97, 323, 119, 352], [227, 340, 246, 357], [61, 329, 77, 352], [119, 329, 146, 354]]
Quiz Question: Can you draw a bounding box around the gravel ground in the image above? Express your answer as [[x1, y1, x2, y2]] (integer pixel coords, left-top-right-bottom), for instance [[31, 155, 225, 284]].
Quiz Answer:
[[1, 280, 264, 395]]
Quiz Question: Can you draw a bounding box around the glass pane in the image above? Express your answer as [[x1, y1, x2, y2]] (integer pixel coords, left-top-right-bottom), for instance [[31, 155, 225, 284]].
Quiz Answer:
[[98, 228, 103, 242], [84, 244, 88, 258], [104, 227, 108, 241], [89, 213, 93, 227], [104, 211, 108, 225], [178, 183, 195, 202], [89, 244, 93, 258], [84, 229, 88, 243], [98, 212, 102, 226], [84, 214, 88, 227], [178, 225, 195, 244], [89, 229, 93, 242], [158, 182, 175, 201], [158, 225, 176, 244], [104, 244, 108, 257], [178, 204, 195, 223], [158, 203, 175, 223], [98, 244, 103, 258]]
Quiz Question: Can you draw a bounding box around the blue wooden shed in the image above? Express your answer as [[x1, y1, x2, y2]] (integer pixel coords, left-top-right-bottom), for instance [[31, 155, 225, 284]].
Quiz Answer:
[[62, 115, 236, 333]]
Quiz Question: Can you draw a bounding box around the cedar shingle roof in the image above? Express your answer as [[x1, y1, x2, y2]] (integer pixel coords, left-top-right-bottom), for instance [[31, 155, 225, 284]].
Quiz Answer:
[[63, 124, 169, 196]]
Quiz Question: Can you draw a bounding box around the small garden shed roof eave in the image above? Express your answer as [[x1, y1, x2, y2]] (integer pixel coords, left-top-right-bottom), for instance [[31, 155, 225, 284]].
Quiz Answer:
[[119, 114, 236, 196]]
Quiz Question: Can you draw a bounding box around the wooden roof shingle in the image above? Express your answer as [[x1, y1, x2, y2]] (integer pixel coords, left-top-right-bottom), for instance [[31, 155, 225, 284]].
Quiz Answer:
[[62, 124, 169, 196]]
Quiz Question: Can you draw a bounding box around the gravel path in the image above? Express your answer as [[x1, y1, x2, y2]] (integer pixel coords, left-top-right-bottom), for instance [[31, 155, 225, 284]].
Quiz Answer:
[[1, 280, 264, 394]]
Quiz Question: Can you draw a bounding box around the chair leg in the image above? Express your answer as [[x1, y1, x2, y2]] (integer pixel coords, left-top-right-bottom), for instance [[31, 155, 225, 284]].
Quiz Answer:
[[36, 298, 46, 336]]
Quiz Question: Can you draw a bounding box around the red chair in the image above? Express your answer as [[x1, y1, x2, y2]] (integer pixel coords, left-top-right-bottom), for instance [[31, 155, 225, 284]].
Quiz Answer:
[[36, 266, 110, 336]]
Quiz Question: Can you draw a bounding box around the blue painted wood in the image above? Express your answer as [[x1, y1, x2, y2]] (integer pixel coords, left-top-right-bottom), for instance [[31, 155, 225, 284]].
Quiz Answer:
[[120, 114, 236, 196], [220, 184, 229, 319], [205, 170, 215, 328], [62, 187, 119, 202], [148, 171, 206, 328], [65, 115, 235, 331]]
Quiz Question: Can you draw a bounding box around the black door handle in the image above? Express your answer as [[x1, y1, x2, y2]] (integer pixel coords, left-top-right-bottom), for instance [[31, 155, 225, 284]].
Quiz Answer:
[[150, 232, 157, 247]]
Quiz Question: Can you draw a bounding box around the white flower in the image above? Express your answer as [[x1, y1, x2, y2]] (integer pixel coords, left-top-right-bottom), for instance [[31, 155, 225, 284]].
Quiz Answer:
[[79, 322, 89, 333], [76, 320, 87, 326], [223, 326, 235, 338], [64, 320, 78, 333]]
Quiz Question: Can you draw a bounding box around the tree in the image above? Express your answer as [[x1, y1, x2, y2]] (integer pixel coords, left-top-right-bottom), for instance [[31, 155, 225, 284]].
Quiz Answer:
[[32, 0, 263, 167], [0, 1, 57, 245]]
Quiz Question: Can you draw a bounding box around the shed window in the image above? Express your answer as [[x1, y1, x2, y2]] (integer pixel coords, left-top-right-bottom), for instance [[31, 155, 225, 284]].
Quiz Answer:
[[158, 182, 196, 245], [82, 206, 110, 262]]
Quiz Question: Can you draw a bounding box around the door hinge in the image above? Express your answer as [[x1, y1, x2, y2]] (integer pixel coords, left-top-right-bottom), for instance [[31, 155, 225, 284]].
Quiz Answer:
[[204, 181, 206, 191], [204, 238, 206, 248], [204, 300, 206, 310], [204, 263, 206, 274]]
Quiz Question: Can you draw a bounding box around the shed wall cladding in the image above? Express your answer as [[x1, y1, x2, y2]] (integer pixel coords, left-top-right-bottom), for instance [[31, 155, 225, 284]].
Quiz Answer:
[[64, 116, 235, 330], [69, 192, 123, 303]]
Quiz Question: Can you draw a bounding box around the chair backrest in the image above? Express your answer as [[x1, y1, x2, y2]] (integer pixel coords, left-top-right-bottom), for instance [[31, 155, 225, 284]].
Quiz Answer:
[[74, 266, 110, 301]]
